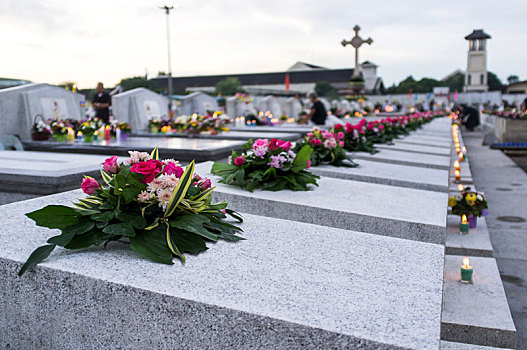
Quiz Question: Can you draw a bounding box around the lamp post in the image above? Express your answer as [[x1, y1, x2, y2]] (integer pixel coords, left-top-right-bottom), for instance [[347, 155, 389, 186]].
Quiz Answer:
[[160, 4, 174, 113]]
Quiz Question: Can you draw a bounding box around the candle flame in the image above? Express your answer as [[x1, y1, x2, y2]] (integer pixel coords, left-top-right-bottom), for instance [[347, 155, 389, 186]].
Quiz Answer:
[[462, 146, 467, 153], [105, 125, 110, 130], [462, 257, 470, 268], [458, 184, 464, 191], [462, 215, 467, 224], [454, 160, 459, 168]]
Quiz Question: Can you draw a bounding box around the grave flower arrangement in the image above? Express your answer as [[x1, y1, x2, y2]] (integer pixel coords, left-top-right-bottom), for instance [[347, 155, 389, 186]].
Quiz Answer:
[[31, 118, 52, 141], [211, 138, 319, 192], [148, 117, 162, 133], [18, 148, 243, 276], [294, 127, 357, 167], [449, 187, 489, 218], [49, 118, 68, 140], [333, 121, 378, 154], [183, 113, 230, 135]]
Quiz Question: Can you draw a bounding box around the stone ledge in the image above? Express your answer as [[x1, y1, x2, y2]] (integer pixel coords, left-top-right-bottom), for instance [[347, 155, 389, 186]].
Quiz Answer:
[[441, 255, 516, 349], [446, 215, 493, 257]]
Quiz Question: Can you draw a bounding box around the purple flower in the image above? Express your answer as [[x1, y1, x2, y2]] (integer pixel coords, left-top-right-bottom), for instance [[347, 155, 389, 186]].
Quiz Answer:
[[267, 155, 286, 169], [482, 209, 489, 217]]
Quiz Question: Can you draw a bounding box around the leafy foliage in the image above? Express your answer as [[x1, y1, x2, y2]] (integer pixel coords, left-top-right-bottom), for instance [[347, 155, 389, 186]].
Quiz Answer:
[[19, 152, 243, 276], [215, 77, 244, 96]]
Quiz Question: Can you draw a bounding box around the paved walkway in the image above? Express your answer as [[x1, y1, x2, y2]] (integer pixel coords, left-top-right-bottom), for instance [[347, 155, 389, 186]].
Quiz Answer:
[[464, 130, 527, 349]]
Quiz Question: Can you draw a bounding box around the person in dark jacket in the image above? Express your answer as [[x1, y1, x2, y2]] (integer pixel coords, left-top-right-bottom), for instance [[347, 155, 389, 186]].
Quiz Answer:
[[300, 92, 327, 125], [92, 82, 111, 123], [459, 104, 480, 131]]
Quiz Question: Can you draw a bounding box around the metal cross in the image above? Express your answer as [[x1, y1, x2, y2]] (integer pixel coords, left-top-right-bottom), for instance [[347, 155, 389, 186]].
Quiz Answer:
[[341, 25, 373, 77]]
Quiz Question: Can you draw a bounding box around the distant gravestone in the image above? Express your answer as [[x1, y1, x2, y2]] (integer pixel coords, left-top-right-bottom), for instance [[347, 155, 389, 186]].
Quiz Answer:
[[0, 83, 84, 139], [283, 97, 302, 118], [175, 92, 218, 116], [318, 97, 331, 111], [258, 95, 282, 118], [112, 88, 168, 132], [226, 96, 256, 117], [341, 100, 352, 113]]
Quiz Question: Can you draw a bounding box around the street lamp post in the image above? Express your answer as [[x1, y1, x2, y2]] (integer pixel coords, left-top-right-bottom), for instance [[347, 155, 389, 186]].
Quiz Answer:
[[160, 4, 174, 114]]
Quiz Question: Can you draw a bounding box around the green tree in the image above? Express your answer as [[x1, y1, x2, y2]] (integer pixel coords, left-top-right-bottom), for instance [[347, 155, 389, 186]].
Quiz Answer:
[[507, 75, 519, 85], [118, 76, 158, 92], [215, 77, 244, 96], [314, 81, 338, 99], [487, 72, 503, 91]]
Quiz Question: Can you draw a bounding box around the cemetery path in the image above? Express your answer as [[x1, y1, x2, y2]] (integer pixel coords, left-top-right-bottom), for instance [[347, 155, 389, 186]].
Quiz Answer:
[[464, 130, 527, 350]]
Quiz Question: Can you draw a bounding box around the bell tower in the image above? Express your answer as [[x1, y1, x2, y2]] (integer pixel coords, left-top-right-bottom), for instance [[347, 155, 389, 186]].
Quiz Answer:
[[464, 29, 491, 92]]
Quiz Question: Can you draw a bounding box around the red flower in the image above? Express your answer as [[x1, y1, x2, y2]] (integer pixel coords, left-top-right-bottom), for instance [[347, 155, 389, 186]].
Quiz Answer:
[[130, 160, 162, 183], [334, 123, 343, 130], [163, 162, 184, 178], [268, 138, 292, 151], [234, 156, 245, 166]]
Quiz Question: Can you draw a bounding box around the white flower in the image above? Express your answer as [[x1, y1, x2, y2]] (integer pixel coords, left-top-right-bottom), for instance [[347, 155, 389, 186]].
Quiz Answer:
[[157, 188, 174, 211], [476, 194, 483, 201], [128, 151, 151, 162], [137, 191, 151, 202], [454, 193, 463, 201], [163, 158, 180, 167]]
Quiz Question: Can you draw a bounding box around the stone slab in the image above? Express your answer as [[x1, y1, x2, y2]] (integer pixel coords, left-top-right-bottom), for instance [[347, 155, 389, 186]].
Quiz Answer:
[[376, 142, 451, 157], [0, 151, 106, 195], [441, 255, 516, 349], [196, 162, 448, 244], [441, 340, 513, 349], [311, 159, 449, 192], [0, 190, 445, 350], [396, 138, 453, 148], [131, 131, 302, 142], [22, 137, 245, 162], [230, 125, 327, 134], [445, 215, 493, 257], [352, 149, 451, 170]]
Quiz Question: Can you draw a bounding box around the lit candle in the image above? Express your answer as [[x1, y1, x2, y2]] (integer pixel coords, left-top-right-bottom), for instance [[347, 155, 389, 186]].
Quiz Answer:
[[241, 116, 245, 127], [458, 184, 464, 191], [67, 127, 75, 142], [235, 117, 239, 127], [93, 130, 99, 141], [460, 215, 469, 235], [460, 257, 473, 283], [77, 131, 83, 141], [459, 153, 464, 162], [455, 170, 461, 182], [462, 146, 467, 154], [454, 160, 460, 171], [104, 125, 111, 141]]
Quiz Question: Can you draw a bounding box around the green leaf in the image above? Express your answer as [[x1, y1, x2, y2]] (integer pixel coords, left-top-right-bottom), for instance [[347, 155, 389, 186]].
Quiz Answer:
[[169, 214, 219, 241], [103, 222, 136, 237], [164, 161, 195, 218], [47, 231, 76, 246], [64, 230, 113, 249], [291, 145, 313, 171], [90, 211, 115, 222], [225, 209, 244, 223], [63, 221, 95, 235], [122, 187, 141, 204], [26, 205, 80, 229], [117, 212, 146, 229], [129, 227, 174, 265], [18, 244, 56, 276], [171, 229, 208, 255], [211, 162, 239, 176], [235, 168, 245, 186]]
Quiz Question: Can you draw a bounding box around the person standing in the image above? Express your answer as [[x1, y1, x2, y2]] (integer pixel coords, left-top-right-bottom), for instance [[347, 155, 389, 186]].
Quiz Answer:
[[300, 92, 327, 125], [92, 82, 111, 123]]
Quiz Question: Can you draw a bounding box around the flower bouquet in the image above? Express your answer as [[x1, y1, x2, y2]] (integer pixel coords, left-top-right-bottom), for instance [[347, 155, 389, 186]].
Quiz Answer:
[[449, 187, 488, 228], [148, 117, 162, 133], [294, 127, 357, 167], [211, 138, 319, 192], [31, 117, 52, 141], [49, 118, 68, 142], [18, 148, 243, 276], [183, 113, 231, 135], [333, 121, 378, 154], [79, 120, 98, 142]]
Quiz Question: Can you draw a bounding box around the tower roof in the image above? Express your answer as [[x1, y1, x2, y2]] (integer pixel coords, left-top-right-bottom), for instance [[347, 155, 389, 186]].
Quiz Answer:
[[465, 29, 491, 40]]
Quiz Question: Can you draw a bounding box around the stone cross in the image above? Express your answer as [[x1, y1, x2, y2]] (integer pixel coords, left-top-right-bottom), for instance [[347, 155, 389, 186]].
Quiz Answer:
[[341, 25, 373, 77]]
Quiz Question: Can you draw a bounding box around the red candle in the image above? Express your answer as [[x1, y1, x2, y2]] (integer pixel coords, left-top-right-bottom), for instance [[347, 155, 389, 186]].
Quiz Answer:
[[104, 125, 111, 141]]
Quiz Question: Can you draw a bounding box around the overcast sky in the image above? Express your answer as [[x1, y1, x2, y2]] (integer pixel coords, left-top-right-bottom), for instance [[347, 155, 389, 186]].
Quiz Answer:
[[1, 0, 526, 89]]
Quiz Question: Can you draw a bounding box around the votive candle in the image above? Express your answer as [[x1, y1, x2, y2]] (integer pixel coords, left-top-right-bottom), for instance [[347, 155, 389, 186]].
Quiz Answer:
[[460, 215, 469, 235], [460, 257, 473, 283]]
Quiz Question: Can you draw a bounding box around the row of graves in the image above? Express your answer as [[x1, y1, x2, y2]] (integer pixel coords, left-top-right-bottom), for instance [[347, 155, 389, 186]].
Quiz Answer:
[[0, 84, 517, 348]]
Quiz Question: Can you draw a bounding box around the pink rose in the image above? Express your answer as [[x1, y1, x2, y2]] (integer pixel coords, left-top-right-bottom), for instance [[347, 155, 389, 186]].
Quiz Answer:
[[252, 139, 269, 157], [163, 162, 184, 178], [102, 156, 120, 173], [81, 177, 100, 195], [309, 139, 317, 145], [130, 160, 162, 183], [196, 177, 212, 189], [339, 141, 345, 147], [234, 156, 245, 166], [307, 132, 314, 138], [306, 159, 311, 169], [337, 132, 345, 139], [279, 141, 292, 151], [315, 139, 322, 146]]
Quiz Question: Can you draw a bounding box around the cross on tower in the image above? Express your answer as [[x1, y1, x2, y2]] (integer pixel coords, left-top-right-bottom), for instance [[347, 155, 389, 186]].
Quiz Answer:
[[341, 25, 373, 77]]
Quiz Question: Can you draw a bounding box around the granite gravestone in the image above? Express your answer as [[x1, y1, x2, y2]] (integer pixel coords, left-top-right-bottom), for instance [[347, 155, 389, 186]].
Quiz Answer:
[[0, 83, 84, 140], [258, 95, 282, 118], [283, 97, 302, 119], [112, 88, 168, 132], [226, 96, 256, 118], [175, 92, 218, 116]]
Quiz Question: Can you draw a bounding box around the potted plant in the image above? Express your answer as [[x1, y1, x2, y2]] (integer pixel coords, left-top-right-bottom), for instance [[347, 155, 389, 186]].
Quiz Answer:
[[449, 187, 489, 228]]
